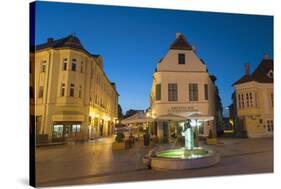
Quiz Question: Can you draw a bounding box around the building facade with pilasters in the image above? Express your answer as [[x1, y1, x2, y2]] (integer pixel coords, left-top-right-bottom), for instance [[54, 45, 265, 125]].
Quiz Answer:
[[149, 33, 220, 143], [30, 35, 118, 143]]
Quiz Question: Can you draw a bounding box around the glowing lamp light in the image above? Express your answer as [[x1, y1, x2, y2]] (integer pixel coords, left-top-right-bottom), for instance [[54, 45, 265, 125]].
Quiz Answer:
[[89, 112, 95, 118]]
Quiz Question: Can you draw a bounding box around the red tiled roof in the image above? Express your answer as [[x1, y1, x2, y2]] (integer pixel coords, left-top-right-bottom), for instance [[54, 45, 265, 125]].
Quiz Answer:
[[36, 35, 100, 58], [170, 33, 192, 50], [233, 58, 273, 85]]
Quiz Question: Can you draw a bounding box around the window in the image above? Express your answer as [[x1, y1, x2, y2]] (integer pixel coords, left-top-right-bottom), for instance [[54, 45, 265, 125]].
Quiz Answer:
[[61, 83, 65, 97], [267, 70, 273, 78], [178, 53, 185, 64], [266, 120, 274, 132], [72, 124, 81, 133], [70, 83, 75, 97], [249, 93, 253, 107], [241, 94, 244, 108], [246, 93, 249, 107], [155, 84, 161, 101], [79, 85, 82, 98], [41, 60, 47, 72], [271, 93, 273, 107], [62, 58, 68, 71], [168, 83, 178, 101], [81, 62, 84, 73], [53, 125, 63, 138], [38, 86, 44, 98], [204, 84, 208, 100], [238, 94, 241, 108], [189, 83, 198, 101], [71, 58, 77, 71]]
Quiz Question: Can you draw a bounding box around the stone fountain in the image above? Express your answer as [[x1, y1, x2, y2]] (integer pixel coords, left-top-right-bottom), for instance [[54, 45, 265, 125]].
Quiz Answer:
[[143, 120, 220, 170]]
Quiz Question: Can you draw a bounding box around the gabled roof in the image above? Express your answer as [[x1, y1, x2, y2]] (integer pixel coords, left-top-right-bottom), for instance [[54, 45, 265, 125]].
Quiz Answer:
[[170, 33, 192, 50], [36, 35, 101, 58], [233, 57, 273, 85]]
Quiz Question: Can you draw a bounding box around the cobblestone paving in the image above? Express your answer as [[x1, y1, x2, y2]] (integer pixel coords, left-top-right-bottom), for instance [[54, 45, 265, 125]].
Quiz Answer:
[[35, 137, 273, 187]]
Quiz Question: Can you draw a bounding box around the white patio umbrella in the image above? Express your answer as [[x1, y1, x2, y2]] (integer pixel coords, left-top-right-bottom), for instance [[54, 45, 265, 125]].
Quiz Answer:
[[187, 113, 214, 121], [155, 113, 187, 121], [121, 112, 153, 124]]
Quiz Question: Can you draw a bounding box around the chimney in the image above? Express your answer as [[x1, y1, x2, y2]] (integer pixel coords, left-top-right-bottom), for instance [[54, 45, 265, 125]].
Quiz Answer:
[[244, 64, 250, 75], [176, 32, 182, 39], [47, 37, 54, 44], [192, 45, 196, 52], [263, 53, 270, 60]]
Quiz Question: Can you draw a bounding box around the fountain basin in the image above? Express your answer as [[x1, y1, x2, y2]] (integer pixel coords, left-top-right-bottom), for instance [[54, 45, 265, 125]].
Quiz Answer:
[[147, 148, 220, 170]]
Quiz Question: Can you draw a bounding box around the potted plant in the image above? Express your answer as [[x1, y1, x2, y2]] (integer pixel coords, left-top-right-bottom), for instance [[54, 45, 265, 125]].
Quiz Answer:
[[206, 129, 217, 145], [112, 132, 126, 150]]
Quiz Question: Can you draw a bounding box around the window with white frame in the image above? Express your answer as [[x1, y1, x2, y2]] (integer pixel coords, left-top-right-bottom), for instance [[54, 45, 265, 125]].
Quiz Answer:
[[79, 85, 82, 98], [81, 61, 84, 73], [168, 83, 178, 101], [71, 58, 77, 71], [189, 83, 198, 101], [41, 60, 47, 72], [61, 83, 66, 96], [70, 83, 75, 97], [63, 58, 68, 71], [38, 86, 44, 98]]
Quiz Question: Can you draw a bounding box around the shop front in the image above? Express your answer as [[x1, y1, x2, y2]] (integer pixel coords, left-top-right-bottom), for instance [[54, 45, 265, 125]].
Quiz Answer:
[[52, 122, 82, 142], [51, 113, 85, 142]]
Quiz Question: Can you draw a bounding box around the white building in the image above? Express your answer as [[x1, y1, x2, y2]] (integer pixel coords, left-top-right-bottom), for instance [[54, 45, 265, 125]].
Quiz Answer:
[[232, 54, 273, 138], [149, 33, 219, 143]]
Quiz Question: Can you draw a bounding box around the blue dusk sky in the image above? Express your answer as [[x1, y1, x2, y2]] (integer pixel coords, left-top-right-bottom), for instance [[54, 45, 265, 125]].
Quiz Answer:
[[34, 1, 273, 115]]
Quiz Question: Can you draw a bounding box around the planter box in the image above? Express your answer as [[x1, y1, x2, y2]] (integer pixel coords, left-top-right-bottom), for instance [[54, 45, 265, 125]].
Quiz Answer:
[[36, 134, 49, 144], [206, 138, 218, 145], [112, 142, 126, 150]]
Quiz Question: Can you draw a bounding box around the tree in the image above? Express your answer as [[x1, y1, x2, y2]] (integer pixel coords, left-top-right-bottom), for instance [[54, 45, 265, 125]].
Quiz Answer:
[[118, 104, 124, 120], [210, 75, 223, 136], [124, 109, 144, 119]]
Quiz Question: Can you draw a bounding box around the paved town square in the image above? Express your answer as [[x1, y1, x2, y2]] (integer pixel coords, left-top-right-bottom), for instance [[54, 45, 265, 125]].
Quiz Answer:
[[36, 137, 273, 187], [29, 3, 274, 187]]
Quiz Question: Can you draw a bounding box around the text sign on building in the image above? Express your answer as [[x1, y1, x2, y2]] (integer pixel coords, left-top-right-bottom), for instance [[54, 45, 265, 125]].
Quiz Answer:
[[168, 106, 198, 113]]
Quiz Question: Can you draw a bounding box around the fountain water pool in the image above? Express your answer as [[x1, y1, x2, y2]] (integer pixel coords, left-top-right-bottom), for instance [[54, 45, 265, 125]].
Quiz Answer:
[[156, 147, 209, 159], [143, 120, 220, 170]]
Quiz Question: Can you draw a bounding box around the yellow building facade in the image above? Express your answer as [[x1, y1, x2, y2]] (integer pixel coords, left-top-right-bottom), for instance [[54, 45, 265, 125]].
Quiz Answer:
[[30, 35, 118, 143], [233, 55, 273, 138]]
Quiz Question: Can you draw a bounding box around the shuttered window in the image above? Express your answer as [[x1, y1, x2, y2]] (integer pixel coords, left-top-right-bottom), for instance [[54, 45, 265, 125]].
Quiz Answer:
[[155, 84, 161, 101], [204, 84, 208, 100]]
